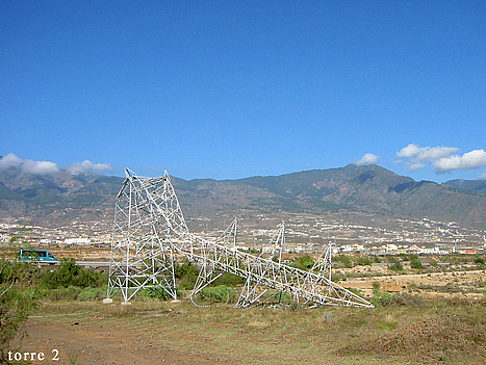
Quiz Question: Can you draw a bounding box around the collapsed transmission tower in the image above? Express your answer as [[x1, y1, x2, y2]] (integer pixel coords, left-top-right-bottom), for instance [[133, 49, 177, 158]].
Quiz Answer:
[[107, 170, 373, 309]]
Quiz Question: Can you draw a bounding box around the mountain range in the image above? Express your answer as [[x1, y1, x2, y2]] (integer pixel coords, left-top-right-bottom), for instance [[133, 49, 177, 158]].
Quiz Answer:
[[0, 155, 485, 229]]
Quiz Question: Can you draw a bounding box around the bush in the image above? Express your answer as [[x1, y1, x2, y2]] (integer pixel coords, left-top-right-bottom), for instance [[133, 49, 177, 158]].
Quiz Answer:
[[139, 286, 172, 300], [0, 261, 41, 286], [335, 255, 353, 268], [198, 285, 237, 303], [179, 278, 195, 290], [355, 256, 372, 266], [41, 259, 103, 289], [393, 292, 424, 306], [389, 262, 403, 272], [371, 285, 394, 307], [299, 255, 315, 269], [77, 287, 105, 301], [0, 261, 37, 363], [410, 257, 423, 269], [174, 262, 199, 289], [273, 292, 292, 304], [372, 256, 381, 263], [174, 262, 199, 281], [212, 272, 245, 286], [47, 286, 82, 301], [292, 255, 315, 271], [474, 256, 485, 265]]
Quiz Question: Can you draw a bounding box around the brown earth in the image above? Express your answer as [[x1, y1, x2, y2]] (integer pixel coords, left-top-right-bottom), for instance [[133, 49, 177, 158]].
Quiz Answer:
[[17, 298, 486, 365], [19, 312, 228, 365], [341, 269, 486, 297], [340, 314, 486, 363], [15, 301, 406, 365]]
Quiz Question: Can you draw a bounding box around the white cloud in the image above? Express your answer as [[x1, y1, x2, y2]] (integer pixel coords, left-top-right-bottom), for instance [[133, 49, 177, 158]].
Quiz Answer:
[[479, 173, 486, 180], [397, 143, 422, 158], [408, 162, 425, 171], [355, 153, 379, 166], [67, 160, 112, 175], [0, 154, 112, 176], [22, 160, 59, 174], [397, 143, 459, 162], [0, 153, 59, 175], [434, 149, 486, 172], [0, 153, 23, 170]]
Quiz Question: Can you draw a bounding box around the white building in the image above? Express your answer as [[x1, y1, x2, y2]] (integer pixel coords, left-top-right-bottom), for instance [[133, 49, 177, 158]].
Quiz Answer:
[[64, 237, 92, 245]]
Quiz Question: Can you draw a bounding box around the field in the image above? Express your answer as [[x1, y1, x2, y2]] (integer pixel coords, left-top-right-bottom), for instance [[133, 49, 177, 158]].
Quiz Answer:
[[2, 251, 486, 364], [342, 269, 486, 298], [16, 296, 486, 365]]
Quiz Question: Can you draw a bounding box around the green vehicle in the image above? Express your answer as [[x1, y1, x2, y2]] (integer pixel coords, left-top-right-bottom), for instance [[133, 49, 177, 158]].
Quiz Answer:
[[19, 249, 58, 264]]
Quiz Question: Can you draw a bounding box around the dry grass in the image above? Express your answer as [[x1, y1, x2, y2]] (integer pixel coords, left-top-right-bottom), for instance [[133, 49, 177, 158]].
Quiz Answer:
[[21, 296, 486, 364], [341, 315, 486, 363]]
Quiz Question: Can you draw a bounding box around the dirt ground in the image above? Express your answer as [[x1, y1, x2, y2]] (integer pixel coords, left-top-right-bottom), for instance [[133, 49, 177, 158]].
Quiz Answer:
[[16, 296, 486, 365], [20, 316, 223, 365], [342, 269, 486, 297], [6, 249, 485, 364], [16, 301, 410, 365]]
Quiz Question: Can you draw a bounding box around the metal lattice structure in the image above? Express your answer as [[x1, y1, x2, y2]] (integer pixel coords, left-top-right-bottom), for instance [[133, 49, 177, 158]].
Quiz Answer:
[[107, 170, 373, 309]]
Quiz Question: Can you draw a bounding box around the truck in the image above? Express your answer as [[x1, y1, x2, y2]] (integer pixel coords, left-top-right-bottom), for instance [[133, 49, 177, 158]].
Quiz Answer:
[[19, 249, 58, 264]]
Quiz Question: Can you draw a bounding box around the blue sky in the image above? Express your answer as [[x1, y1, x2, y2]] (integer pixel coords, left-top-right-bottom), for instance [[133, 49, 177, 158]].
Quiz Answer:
[[1, 1, 485, 181]]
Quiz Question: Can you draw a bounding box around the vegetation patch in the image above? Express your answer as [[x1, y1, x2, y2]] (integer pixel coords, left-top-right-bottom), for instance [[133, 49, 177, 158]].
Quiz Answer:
[[340, 315, 486, 363], [41, 259, 105, 289], [371, 283, 394, 307], [0, 261, 37, 363], [198, 285, 237, 303], [77, 287, 105, 301]]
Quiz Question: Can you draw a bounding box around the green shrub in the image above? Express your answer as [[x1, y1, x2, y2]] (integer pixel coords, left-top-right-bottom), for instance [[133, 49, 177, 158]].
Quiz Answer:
[[0, 261, 41, 286], [174, 262, 199, 281], [0, 285, 37, 362], [389, 262, 403, 272], [174, 262, 199, 289], [474, 256, 485, 265], [335, 255, 353, 268], [21, 287, 48, 300], [139, 286, 171, 300], [212, 272, 245, 286], [198, 285, 237, 303], [273, 291, 292, 304], [179, 278, 195, 290], [47, 286, 82, 301], [77, 287, 105, 301], [140, 285, 182, 300], [355, 257, 372, 266], [410, 257, 423, 269], [41, 259, 103, 289], [371, 286, 394, 307], [299, 255, 315, 269], [291, 255, 315, 271]]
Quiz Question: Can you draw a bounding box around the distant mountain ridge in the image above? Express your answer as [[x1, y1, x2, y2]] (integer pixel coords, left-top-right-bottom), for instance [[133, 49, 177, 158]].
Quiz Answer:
[[0, 157, 485, 229], [444, 179, 486, 195]]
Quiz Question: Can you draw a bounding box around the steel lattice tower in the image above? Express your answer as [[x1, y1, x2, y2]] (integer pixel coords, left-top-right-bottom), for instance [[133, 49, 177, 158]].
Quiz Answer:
[[107, 169, 186, 302], [107, 170, 373, 309]]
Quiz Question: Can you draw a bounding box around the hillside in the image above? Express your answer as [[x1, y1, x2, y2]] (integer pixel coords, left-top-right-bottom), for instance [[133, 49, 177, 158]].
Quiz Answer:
[[0, 160, 485, 229], [444, 179, 486, 195]]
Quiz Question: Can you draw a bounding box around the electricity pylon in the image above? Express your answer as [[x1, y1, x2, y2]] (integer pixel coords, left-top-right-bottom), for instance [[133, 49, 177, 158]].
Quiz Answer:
[[107, 170, 373, 309]]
